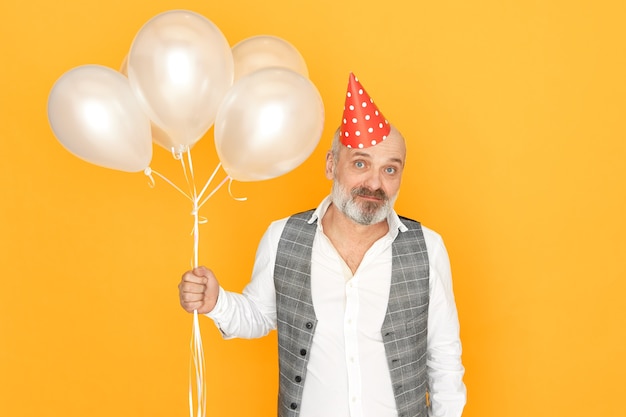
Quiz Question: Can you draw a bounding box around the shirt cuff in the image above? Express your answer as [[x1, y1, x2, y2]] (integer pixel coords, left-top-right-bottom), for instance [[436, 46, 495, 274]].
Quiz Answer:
[[206, 286, 229, 321]]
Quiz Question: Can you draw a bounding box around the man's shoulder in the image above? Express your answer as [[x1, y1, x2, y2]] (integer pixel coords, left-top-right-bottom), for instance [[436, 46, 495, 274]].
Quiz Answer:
[[396, 214, 424, 234], [397, 214, 421, 225], [397, 215, 443, 243]]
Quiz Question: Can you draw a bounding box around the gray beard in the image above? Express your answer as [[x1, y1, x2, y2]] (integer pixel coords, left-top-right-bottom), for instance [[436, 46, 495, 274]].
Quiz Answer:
[[330, 181, 397, 226]]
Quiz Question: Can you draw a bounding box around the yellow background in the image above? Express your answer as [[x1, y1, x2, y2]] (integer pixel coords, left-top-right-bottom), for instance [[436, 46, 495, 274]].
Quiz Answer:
[[1, 0, 625, 416]]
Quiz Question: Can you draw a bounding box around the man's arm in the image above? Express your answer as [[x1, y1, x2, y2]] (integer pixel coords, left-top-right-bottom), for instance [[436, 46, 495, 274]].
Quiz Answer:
[[204, 220, 286, 339], [425, 230, 467, 417]]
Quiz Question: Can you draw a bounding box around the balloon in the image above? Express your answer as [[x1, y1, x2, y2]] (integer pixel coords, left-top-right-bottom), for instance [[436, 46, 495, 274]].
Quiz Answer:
[[150, 124, 186, 154], [232, 35, 309, 81], [214, 68, 324, 182], [127, 10, 234, 148], [120, 55, 186, 154], [47, 65, 152, 172]]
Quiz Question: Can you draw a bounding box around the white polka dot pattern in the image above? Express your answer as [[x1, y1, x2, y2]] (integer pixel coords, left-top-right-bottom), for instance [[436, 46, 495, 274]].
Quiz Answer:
[[340, 72, 390, 149]]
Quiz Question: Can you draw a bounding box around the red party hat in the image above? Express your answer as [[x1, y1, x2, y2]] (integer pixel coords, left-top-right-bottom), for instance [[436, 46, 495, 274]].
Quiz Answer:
[[340, 72, 390, 148]]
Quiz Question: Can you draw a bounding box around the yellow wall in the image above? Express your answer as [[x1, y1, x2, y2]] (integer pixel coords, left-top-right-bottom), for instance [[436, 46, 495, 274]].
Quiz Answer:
[[2, 0, 625, 416]]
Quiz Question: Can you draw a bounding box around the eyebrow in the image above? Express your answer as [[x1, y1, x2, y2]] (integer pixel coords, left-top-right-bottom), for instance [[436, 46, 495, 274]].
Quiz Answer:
[[351, 151, 404, 166]]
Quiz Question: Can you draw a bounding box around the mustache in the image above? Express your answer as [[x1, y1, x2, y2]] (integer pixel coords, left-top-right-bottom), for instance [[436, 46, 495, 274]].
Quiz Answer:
[[351, 187, 387, 201]]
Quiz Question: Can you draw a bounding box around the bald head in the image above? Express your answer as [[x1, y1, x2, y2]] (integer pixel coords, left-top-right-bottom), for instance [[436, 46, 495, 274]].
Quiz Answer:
[[330, 124, 406, 164]]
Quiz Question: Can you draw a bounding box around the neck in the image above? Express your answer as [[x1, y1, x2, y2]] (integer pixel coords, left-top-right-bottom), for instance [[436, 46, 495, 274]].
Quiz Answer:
[[321, 203, 390, 274]]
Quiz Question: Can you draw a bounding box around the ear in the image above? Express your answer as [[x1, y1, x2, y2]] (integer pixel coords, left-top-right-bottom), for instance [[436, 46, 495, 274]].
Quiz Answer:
[[325, 151, 334, 180]]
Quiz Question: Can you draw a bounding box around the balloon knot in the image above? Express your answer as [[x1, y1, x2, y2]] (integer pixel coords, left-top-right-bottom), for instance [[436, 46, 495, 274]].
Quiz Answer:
[[144, 167, 155, 188]]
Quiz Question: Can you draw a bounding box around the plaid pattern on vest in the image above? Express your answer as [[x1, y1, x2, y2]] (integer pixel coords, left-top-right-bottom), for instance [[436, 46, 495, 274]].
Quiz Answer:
[[274, 210, 430, 417]]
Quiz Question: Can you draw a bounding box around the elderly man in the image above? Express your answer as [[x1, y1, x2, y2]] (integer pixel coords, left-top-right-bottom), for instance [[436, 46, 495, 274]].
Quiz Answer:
[[178, 73, 466, 417]]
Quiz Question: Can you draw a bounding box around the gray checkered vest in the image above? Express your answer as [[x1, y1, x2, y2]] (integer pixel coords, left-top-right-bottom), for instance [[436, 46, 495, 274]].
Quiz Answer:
[[274, 210, 430, 417]]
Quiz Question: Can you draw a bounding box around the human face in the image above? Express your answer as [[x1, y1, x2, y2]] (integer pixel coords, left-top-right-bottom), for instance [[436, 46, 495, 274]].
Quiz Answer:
[[327, 126, 406, 225]]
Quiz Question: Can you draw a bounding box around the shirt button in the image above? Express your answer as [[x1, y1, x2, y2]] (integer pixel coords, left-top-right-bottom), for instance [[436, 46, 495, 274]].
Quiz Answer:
[[290, 403, 298, 410], [299, 349, 307, 356], [305, 322, 313, 329], [295, 376, 302, 382]]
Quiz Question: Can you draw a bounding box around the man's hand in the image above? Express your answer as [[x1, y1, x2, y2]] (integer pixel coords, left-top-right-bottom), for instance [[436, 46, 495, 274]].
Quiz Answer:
[[178, 266, 220, 314]]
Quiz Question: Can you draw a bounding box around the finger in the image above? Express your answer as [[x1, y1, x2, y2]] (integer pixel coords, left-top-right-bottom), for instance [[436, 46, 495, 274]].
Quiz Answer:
[[181, 271, 208, 284], [180, 291, 206, 303], [179, 281, 206, 294], [192, 266, 213, 278]]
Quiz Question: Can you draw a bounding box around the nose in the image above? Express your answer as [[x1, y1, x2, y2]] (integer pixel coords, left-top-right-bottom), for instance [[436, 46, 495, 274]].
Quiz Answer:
[[362, 169, 383, 190]]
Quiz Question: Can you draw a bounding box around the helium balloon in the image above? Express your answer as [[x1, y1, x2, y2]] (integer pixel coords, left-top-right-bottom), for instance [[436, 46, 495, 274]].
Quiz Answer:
[[47, 65, 152, 172], [215, 68, 324, 182], [120, 55, 185, 154], [232, 35, 308, 81], [128, 10, 234, 148]]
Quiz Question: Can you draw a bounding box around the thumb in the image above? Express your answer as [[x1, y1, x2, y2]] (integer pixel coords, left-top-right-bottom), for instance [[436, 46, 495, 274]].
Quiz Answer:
[[192, 265, 211, 278]]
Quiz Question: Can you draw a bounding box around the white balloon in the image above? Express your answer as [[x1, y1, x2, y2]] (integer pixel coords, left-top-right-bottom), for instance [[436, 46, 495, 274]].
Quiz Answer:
[[47, 65, 152, 172], [128, 10, 234, 148], [120, 54, 186, 154], [232, 35, 308, 81], [214, 68, 324, 182]]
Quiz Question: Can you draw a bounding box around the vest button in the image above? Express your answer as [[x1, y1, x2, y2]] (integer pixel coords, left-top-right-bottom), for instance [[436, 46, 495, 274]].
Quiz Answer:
[[299, 349, 307, 356], [290, 403, 298, 410], [295, 376, 302, 382], [305, 322, 313, 329]]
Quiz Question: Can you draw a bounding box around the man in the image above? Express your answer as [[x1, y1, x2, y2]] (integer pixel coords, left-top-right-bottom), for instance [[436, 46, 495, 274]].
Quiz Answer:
[[178, 73, 466, 417]]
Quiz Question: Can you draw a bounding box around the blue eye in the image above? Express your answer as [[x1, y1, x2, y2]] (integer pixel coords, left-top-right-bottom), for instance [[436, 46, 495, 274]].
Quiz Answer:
[[355, 161, 365, 168], [385, 167, 396, 174]]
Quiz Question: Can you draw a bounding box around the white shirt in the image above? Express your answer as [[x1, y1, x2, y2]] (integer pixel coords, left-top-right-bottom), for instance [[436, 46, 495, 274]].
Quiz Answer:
[[208, 197, 466, 417]]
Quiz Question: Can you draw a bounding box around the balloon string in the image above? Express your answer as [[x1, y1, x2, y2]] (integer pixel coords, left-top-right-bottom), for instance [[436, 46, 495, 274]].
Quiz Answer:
[[147, 151, 247, 417], [190, 310, 207, 417], [182, 150, 206, 417], [179, 151, 195, 203], [197, 175, 230, 210], [185, 149, 199, 203], [192, 204, 199, 268], [197, 162, 222, 202], [144, 167, 192, 202], [227, 178, 248, 202]]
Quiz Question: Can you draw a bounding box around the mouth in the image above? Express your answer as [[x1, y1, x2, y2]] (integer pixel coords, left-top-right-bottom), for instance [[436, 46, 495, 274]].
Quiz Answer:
[[353, 187, 387, 203], [356, 194, 383, 202]]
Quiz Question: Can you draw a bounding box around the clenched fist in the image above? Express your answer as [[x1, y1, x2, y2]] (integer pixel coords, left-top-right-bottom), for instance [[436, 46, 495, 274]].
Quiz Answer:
[[178, 266, 220, 314]]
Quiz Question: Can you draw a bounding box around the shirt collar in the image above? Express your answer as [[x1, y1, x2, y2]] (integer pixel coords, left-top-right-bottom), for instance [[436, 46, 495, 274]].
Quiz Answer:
[[307, 195, 409, 236]]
